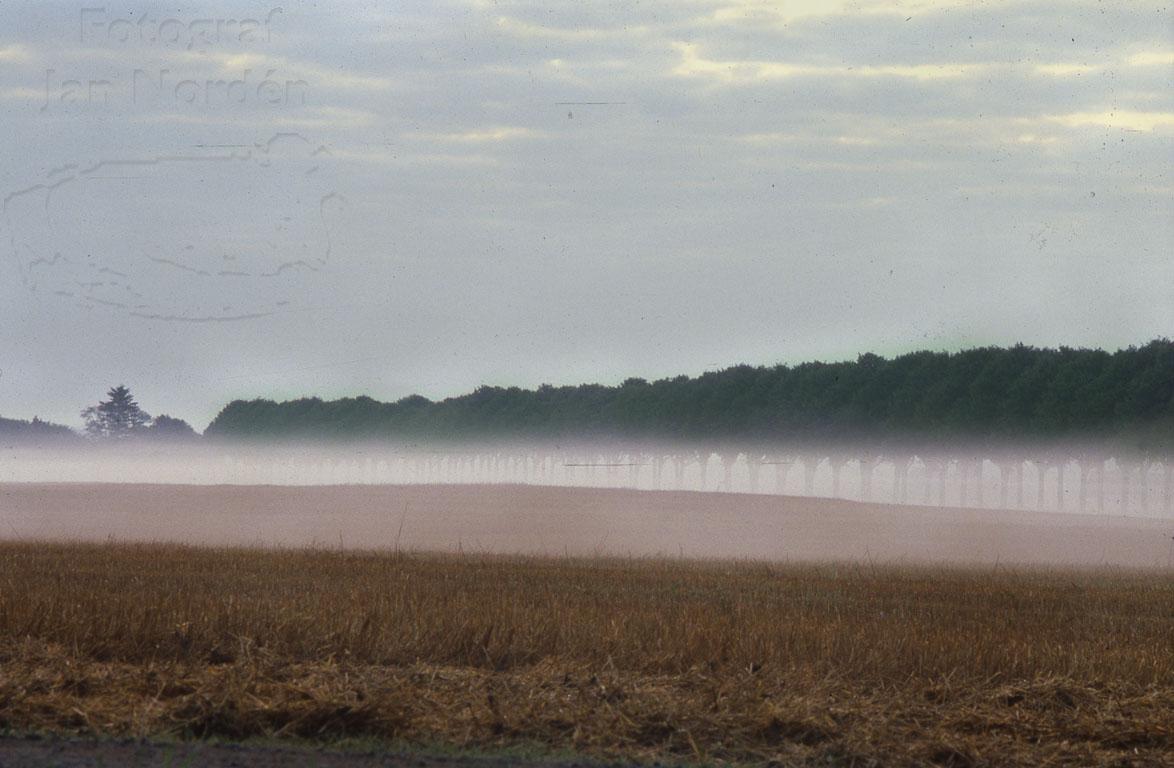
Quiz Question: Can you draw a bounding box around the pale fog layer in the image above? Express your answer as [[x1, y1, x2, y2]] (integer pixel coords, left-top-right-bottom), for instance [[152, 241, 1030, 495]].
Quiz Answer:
[[0, 440, 1171, 519]]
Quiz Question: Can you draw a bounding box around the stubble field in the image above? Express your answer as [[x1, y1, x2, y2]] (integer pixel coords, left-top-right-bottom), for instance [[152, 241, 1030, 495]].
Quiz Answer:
[[1, 540, 1171, 766]]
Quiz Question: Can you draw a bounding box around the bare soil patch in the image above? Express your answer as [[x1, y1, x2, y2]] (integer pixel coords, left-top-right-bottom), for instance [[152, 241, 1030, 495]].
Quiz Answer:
[[0, 736, 613, 768], [1, 483, 1171, 567]]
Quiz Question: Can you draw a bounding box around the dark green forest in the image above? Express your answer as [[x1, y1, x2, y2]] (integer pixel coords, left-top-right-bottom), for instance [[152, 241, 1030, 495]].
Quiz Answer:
[[204, 340, 1174, 450]]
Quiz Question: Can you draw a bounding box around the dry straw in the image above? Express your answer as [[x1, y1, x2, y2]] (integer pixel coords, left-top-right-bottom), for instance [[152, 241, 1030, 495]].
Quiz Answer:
[[1, 542, 1171, 765]]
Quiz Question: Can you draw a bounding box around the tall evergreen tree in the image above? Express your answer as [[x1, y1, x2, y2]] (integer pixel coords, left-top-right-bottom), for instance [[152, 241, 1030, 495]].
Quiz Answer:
[[81, 385, 152, 440]]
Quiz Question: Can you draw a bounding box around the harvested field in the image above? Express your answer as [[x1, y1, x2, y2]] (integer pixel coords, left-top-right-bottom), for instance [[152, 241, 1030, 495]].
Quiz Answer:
[[1, 483, 1172, 567], [1, 541, 1172, 766]]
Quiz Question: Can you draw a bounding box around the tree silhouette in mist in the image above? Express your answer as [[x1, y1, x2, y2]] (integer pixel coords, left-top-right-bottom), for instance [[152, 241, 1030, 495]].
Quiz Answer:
[[145, 414, 199, 440], [81, 385, 152, 440]]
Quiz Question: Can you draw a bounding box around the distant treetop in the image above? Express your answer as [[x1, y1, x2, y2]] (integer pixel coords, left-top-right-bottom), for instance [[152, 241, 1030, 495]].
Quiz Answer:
[[82, 385, 152, 440], [145, 414, 199, 440], [80, 387, 201, 441]]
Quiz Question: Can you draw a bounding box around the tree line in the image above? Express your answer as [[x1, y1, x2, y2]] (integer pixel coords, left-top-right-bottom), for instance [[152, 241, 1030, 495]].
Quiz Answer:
[[0, 415, 76, 443], [0, 385, 196, 445], [203, 340, 1174, 451]]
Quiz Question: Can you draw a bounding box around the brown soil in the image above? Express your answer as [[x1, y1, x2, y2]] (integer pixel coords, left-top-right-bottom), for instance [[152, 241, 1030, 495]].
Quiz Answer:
[[1, 482, 1170, 567], [0, 736, 611, 768]]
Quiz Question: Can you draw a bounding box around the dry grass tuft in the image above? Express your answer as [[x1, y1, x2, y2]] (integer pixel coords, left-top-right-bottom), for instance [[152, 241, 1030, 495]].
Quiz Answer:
[[1, 542, 1172, 765]]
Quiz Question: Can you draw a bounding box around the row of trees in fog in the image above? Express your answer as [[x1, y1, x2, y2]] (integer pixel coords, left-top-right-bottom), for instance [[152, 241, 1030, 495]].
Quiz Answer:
[[205, 340, 1174, 450], [0, 415, 76, 442], [0, 386, 196, 443], [80, 385, 197, 441]]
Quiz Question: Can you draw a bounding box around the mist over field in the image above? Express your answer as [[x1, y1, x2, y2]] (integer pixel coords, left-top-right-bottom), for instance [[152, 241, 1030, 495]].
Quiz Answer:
[[1, 438, 1170, 514], [4, 342, 1172, 567], [2, 436, 1171, 569]]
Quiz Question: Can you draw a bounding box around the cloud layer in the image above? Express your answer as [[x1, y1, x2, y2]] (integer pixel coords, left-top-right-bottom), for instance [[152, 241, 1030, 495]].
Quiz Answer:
[[0, 0, 1170, 427]]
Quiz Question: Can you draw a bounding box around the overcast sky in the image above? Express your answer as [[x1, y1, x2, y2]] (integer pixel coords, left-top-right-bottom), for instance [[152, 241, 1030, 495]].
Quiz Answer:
[[1, 0, 1171, 429]]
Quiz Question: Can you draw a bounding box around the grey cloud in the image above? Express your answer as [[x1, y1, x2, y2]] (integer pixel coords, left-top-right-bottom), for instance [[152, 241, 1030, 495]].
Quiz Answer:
[[0, 0, 1170, 429]]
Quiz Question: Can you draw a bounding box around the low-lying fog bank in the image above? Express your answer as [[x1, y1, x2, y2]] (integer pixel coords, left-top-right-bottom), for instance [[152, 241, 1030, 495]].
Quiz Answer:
[[1, 483, 1170, 568], [1, 440, 1171, 517]]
